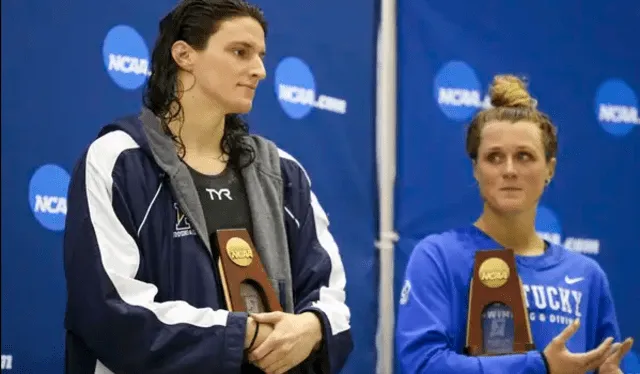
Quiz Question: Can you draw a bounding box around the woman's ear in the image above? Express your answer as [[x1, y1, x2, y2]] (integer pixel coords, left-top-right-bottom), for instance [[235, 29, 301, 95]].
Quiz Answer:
[[171, 40, 196, 71], [472, 159, 479, 183], [547, 157, 557, 183]]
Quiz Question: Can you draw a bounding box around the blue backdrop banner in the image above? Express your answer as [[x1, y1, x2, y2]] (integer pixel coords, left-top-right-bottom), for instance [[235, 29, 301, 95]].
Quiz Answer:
[[395, 1, 640, 373], [1, 1, 377, 372]]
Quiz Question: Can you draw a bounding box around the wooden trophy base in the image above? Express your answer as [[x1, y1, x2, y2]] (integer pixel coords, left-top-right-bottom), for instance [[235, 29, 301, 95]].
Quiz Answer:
[[465, 249, 535, 356], [214, 229, 282, 313]]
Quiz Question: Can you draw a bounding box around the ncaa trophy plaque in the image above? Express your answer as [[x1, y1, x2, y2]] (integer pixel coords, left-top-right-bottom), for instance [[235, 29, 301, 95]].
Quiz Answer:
[[465, 248, 536, 356], [213, 229, 283, 313]]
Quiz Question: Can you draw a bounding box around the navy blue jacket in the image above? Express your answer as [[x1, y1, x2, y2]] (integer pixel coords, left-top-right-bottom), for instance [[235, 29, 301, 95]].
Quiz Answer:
[[63, 109, 353, 373]]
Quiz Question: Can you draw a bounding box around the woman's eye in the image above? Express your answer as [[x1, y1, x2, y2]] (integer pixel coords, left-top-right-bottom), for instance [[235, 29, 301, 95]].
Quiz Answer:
[[518, 152, 533, 161], [487, 153, 502, 163]]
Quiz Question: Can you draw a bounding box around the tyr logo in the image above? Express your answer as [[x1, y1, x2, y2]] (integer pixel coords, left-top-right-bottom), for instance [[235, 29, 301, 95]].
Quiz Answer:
[[205, 188, 233, 201]]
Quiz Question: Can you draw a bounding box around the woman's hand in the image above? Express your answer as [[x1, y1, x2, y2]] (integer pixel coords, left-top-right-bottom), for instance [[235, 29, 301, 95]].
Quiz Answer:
[[247, 311, 323, 374]]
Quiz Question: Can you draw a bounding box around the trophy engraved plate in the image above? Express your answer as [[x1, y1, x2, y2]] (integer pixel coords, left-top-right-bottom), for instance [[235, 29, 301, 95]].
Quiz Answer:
[[465, 249, 535, 356], [482, 303, 515, 354], [240, 283, 266, 314], [214, 229, 283, 313]]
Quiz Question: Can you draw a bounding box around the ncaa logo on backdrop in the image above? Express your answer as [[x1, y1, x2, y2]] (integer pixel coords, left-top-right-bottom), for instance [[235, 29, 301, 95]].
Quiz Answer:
[[102, 25, 151, 90], [535, 205, 600, 255], [29, 164, 70, 231], [434, 60, 491, 121], [595, 79, 639, 136], [274, 57, 347, 119]]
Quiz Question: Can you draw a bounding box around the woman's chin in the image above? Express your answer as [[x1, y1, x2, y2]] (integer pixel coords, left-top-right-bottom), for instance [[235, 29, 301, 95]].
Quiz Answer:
[[490, 200, 531, 216]]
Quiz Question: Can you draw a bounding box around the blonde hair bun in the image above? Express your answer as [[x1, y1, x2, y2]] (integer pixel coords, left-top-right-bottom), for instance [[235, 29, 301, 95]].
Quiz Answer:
[[489, 74, 537, 109]]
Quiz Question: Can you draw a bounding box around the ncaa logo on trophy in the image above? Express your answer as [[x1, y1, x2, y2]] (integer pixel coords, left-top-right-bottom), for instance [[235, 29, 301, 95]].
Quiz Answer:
[[478, 258, 510, 288], [226, 237, 254, 267]]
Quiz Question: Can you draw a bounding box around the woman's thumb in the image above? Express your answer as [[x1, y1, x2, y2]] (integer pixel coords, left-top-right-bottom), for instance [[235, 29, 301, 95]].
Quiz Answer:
[[251, 311, 284, 323]]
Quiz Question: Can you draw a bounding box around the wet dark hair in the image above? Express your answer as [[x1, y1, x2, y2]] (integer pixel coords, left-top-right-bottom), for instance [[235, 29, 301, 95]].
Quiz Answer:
[[143, 0, 267, 169], [465, 74, 558, 163]]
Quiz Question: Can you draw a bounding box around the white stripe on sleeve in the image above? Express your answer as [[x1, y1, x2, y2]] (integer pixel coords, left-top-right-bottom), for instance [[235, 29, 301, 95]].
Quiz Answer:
[[278, 148, 351, 335], [309, 192, 351, 334], [85, 130, 229, 328]]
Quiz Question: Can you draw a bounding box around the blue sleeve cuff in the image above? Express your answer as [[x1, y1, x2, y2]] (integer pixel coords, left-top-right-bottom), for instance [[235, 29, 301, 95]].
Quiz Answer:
[[527, 350, 550, 374], [540, 351, 551, 374], [299, 307, 331, 371], [222, 312, 250, 373]]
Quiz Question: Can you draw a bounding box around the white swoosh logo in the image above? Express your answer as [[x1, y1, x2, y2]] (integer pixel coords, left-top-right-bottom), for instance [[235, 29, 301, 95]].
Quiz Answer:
[[565, 276, 584, 285]]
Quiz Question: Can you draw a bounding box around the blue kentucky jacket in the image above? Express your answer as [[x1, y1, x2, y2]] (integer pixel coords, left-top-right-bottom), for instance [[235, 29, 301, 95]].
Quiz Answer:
[[63, 108, 353, 373]]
